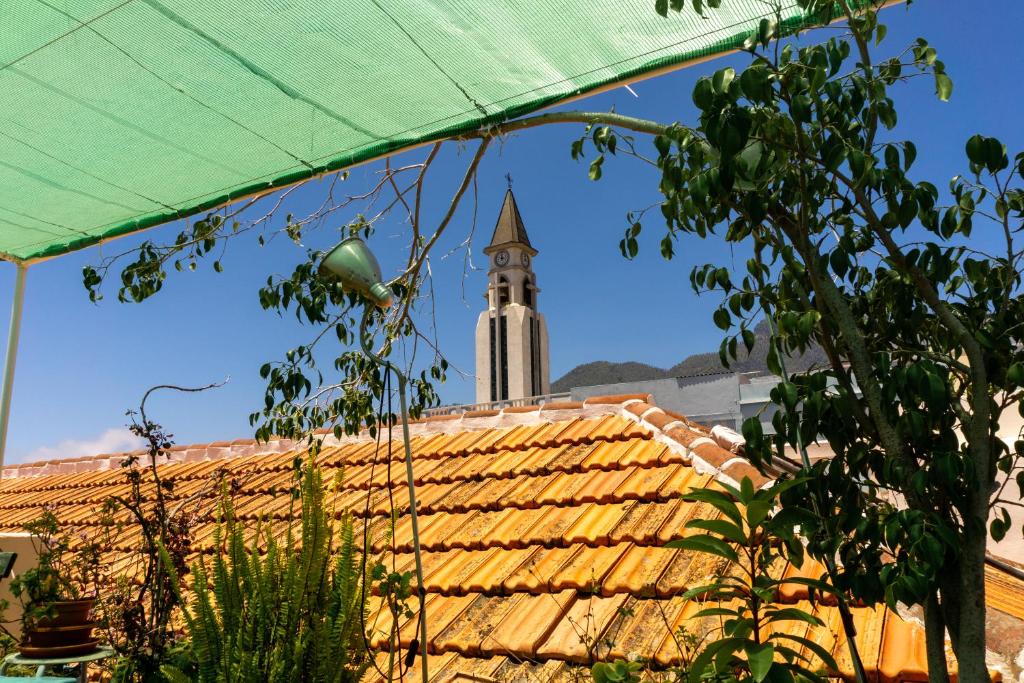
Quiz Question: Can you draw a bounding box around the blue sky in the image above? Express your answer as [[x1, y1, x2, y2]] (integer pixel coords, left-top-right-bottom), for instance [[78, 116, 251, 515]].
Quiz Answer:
[[1, 2, 1021, 463]]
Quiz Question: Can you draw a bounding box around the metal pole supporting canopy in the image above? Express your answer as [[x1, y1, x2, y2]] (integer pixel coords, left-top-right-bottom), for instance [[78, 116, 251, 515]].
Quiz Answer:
[[0, 263, 28, 471]]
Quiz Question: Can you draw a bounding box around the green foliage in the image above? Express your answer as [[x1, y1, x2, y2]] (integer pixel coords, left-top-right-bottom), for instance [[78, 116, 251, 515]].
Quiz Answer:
[[103, 389, 212, 683], [249, 216, 445, 445], [584, 0, 1018, 677], [85, 194, 450, 452], [3, 506, 108, 634], [83, 215, 236, 304], [77, 0, 1015, 679], [164, 461, 370, 683], [591, 660, 643, 683], [665, 478, 836, 683]]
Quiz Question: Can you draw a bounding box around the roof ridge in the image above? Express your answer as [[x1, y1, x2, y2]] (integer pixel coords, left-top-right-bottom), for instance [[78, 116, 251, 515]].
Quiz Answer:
[[0, 394, 651, 479], [616, 398, 771, 490]]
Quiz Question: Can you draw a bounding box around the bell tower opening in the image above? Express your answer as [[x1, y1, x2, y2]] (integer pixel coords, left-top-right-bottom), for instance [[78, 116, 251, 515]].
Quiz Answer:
[[475, 187, 550, 404], [497, 276, 510, 308]]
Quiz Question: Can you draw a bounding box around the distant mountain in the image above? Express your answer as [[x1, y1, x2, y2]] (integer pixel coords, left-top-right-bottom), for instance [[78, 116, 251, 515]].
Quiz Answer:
[[550, 361, 668, 393], [551, 320, 828, 393]]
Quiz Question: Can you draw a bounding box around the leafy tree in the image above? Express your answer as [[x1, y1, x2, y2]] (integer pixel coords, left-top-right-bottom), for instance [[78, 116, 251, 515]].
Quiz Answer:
[[86, 0, 1019, 680], [576, 1, 1015, 680]]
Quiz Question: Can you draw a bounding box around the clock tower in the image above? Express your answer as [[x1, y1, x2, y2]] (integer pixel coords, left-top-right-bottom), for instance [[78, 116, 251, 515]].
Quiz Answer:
[[475, 188, 550, 403]]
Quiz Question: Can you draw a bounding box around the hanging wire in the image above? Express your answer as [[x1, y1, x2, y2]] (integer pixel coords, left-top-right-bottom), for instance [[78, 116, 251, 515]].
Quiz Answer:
[[358, 363, 393, 681], [355, 305, 430, 683], [354, 360, 425, 682]]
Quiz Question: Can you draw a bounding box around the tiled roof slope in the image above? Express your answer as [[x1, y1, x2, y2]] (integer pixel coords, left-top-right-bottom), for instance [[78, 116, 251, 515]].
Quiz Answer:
[[0, 396, 1020, 682]]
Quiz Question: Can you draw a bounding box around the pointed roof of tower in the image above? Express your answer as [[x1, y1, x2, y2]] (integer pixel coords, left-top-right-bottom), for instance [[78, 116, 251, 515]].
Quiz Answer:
[[484, 189, 537, 256]]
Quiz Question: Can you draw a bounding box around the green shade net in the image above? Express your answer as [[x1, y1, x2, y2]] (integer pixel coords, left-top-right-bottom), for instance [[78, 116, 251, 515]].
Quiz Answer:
[[1, 0, 826, 262]]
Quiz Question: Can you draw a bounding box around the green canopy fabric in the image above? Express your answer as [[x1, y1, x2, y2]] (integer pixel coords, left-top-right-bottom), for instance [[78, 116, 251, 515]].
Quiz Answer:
[[1, 0, 829, 263]]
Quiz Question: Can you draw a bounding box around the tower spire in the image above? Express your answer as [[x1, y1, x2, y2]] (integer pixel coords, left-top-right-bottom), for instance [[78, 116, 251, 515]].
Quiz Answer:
[[484, 187, 536, 255]]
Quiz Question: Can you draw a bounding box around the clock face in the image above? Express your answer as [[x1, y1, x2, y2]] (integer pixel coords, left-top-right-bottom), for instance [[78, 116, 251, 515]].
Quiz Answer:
[[520, 252, 530, 267], [495, 250, 509, 267]]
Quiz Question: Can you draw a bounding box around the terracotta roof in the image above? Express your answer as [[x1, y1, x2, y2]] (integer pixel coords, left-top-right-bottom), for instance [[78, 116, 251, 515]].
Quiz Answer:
[[483, 188, 536, 256], [0, 396, 1019, 681]]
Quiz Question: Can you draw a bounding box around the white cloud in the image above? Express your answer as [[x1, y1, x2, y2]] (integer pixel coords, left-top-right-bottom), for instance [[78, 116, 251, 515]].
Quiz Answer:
[[20, 428, 145, 463]]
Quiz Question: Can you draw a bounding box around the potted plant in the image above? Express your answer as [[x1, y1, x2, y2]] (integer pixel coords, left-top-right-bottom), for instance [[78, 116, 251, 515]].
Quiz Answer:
[[6, 506, 104, 657]]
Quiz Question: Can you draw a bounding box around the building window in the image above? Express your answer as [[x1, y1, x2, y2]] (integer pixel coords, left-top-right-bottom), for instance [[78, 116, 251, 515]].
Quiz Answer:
[[536, 319, 544, 397], [499, 313, 509, 401], [489, 317, 497, 402], [523, 279, 533, 308], [497, 277, 510, 308], [532, 317, 542, 396]]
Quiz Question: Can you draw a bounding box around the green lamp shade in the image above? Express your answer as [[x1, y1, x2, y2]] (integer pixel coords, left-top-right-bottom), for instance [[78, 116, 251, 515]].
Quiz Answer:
[[319, 237, 393, 308]]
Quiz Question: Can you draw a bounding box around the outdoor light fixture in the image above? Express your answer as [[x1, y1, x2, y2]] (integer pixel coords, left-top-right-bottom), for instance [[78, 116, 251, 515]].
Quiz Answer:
[[318, 237, 394, 308], [319, 237, 429, 683]]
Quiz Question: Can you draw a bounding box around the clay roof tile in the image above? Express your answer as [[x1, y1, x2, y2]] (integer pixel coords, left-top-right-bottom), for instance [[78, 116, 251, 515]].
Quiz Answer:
[[0, 403, 1006, 682]]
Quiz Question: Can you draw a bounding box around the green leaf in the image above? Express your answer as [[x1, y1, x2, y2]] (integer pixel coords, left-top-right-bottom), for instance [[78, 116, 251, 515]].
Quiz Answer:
[[692, 606, 741, 618], [810, 65, 827, 92], [765, 607, 824, 627], [740, 475, 755, 502], [779, 382, 798, 410], [935, 72, 953, 101], [903, 141, 917, 169], [714, 307, 731, 330], [884, 145, 900, 170], [966, 135, 986, 166], [991, 508, 1010, 542], [693, 78, 714, 109], [591, 662, 618, 683], [679, 583, 721, 601], [1008, 362, 1024, 387], [766, 341, 783, 377], [665, 534, 739, 562], [746, 642, 775, 682], [746, 499, 772, 529], [742, 328, 757, 353], [874, 23, 887, 45], [712, 67, 736, 95], [160, 666, 193, 683], [655, 0, 669, 16], [770, 632, 839, 671], [681, 488, 745, 527], [686, 518, 748, 544], [688, 637, 747, 683], [740, 66, 769, 101], [925, 371, 946, 410], [984, 136, 1008, 172]]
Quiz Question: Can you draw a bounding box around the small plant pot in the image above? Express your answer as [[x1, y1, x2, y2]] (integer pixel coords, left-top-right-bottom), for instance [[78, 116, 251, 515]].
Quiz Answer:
[[20, 599, 97, 658], [35, 598, 95, 628], [21, 623, 96, 648]]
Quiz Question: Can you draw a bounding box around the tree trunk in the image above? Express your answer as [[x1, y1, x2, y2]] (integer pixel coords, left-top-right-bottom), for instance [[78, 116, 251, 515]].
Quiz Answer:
[[955, 510, 990, 683], [938, 566, 962, 656], [924, 591, 951, 683]]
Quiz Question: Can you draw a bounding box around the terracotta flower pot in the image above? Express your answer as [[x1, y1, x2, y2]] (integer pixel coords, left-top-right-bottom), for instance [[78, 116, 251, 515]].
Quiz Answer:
[[35, 598, 94, 628], [21, 623, 95, 648], [20, 598, 97, 658]]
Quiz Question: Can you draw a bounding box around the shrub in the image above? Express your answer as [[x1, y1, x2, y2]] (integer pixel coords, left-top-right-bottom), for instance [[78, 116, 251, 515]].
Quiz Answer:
[[163, 461, 370, 683]]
